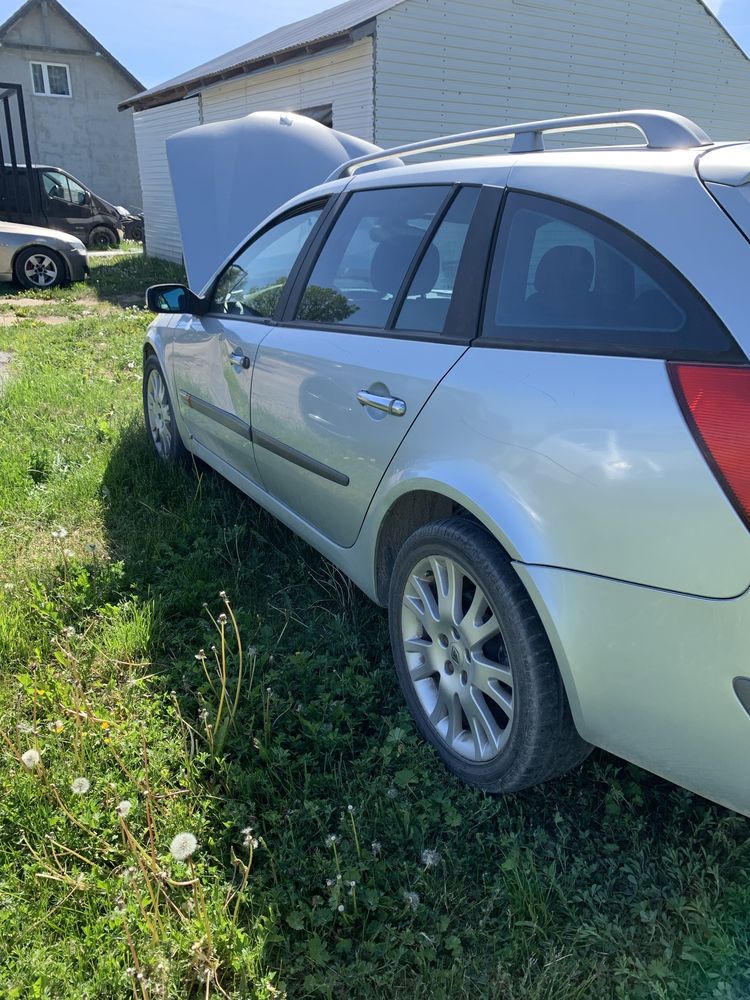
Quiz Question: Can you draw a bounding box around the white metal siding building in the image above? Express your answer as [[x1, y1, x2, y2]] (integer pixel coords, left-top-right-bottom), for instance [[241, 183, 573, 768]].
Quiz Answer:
[[121, 0, 750, 263]]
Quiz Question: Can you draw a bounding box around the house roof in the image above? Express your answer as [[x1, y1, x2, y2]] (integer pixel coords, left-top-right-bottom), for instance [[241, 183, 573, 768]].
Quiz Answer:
[[0, 0, 143, 93], [119, 0, 405, 112]]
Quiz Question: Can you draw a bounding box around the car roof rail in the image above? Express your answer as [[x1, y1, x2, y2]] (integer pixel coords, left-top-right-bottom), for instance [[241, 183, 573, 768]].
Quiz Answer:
[[328, 109, 712, 180]]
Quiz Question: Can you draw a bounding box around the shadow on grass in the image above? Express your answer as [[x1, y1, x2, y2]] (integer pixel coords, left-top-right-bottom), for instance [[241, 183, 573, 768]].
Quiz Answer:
[[97, 420, 750, 997]]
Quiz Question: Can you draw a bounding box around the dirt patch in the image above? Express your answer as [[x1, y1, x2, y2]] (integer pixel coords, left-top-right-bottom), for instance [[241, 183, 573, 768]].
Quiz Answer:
[[0, 350, 11, 388], [0, 313, 70, 326], [116, 293, 144, 307], [5, 297, 48, 307]]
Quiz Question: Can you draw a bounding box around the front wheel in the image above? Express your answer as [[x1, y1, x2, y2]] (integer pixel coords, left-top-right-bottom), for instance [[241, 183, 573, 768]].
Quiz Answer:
[[88, 226, 118, 250], [143, 354, 187, 463], [388, 518, 590, 792], [14, 247, 66, 289]]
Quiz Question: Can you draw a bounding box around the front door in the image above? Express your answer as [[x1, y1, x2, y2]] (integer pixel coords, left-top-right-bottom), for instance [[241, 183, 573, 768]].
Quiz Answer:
[[170, 202, 327, 484], [251, 185, 481, 547], [40, 169, 92, 239]]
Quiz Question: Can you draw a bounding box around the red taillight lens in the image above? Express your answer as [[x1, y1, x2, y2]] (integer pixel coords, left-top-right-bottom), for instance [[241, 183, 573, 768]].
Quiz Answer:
[[669, 363, 750, 527]]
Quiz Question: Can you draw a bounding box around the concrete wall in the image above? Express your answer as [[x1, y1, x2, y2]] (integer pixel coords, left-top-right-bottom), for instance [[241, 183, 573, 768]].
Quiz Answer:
[[373, 0, 750, 149], [0, 2, 142, 207]]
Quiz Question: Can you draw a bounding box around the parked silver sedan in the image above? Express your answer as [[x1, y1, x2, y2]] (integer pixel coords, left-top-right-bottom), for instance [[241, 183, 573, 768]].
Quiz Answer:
[[0, 220, 88, 289], [143, 110, 750, 816]]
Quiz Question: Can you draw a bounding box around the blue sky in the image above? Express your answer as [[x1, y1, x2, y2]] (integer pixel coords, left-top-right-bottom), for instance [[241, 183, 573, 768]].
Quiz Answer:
[[0, 0, 748, 93]]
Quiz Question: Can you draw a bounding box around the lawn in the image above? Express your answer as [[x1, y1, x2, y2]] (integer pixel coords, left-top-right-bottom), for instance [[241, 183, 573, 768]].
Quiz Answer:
[[0, 253, 748, 999]]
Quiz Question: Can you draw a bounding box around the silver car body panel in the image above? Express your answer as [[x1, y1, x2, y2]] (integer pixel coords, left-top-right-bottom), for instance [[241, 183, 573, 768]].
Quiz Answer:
[[0, 220, 87, 282], [148, 135, 750, 815]]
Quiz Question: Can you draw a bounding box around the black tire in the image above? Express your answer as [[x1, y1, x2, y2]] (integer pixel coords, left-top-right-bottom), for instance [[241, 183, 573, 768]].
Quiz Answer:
[[88, 226, 118, 250], [142, 353, 188, 464], [13, 246, 67, 290], [388, 517, 591, 792]]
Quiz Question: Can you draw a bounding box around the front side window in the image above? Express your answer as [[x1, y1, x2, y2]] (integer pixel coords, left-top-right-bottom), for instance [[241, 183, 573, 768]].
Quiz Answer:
[[483, 192, 737, 359], [30, 62, 71, 97], [209, 206, 323, 317], [295, 186, 451, 329], [43, 171, 86, 206]]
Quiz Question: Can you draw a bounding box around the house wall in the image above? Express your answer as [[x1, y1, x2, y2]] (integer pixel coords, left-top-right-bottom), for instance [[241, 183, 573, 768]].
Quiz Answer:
[[0, 2, 142, 207], [373, 0, 750, 148], [132, 98, 201, 262], [199, 37, 374, 139], [134, 38, 374, 262]]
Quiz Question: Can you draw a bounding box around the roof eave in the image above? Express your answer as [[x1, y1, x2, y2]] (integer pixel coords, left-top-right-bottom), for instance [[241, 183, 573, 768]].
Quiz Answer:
[[119, 20, 375, 113]]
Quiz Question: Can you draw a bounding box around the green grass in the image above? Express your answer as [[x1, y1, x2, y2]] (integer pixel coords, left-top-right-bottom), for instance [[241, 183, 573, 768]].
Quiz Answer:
[[0, 256, 748, 999]]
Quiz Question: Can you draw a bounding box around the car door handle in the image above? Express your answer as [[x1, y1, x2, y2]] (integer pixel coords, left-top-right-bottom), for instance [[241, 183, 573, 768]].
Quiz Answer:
[[357, 389, 407, 417], [227, 350, 250, 370]]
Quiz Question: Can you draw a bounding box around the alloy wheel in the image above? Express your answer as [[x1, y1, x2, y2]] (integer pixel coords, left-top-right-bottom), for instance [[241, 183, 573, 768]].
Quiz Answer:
[[146, 367, 173, 458], [400, 554, 514, 762], [23, 253, 58, 288]]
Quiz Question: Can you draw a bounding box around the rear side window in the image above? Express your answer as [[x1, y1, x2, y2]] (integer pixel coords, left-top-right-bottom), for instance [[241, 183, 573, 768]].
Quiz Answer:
[[394, 186, 481, 334], [482, 192, 739, 360], [295, 186, 450, 329]]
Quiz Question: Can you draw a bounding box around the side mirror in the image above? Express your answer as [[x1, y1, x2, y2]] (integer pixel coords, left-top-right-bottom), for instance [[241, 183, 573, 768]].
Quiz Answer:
[[146, 283, 205, 314]]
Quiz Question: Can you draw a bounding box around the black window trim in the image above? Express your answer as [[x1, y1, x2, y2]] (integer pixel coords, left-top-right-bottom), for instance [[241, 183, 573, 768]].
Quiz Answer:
[[277, 182, 488, 344], [475, 188, 745, 364], [203, 195, 337, 323]]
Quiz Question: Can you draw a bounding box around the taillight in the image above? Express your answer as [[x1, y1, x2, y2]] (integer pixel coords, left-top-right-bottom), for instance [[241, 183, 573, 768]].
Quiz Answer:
[[669, 362, 750, 528]]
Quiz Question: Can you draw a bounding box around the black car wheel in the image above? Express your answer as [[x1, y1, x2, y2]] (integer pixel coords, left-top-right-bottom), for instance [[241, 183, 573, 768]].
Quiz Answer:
[[88, 226, 118, 250], [14, 247, 67, 290], [389, 517, 591, 792]]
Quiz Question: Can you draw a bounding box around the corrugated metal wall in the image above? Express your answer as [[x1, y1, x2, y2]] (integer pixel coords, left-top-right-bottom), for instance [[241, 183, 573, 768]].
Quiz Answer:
[[373, 0, 750, 148], [200, 38, 374, 137], [133, 99, 201, 262]]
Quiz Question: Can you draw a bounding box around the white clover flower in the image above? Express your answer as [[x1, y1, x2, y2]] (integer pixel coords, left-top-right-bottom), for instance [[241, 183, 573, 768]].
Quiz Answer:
[[386, 786, 399, 800], [337, 904, 344, 913], [71, 777, 90, 795], [169, 832, 198, 861], [21, 748, 40, 770], [403, 891, 420, 910], [324, 834, 340, 848], [51, 526, 68, 540], [420, 849, 441, 869], [347, 804, 355, 813], [116, 800, 132, 818]]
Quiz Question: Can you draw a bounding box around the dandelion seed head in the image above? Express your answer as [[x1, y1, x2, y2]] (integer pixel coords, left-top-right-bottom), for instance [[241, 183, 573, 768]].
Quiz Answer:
[[21, 748, 40, 770], [217, 613, 228, 625], [116, 800, 132, 818], [347, 804, 355, 813], [51, 526, 68, 540], [386, 786, 399, 800], [371, 841, 382, 858], [219, 590, 227, 600], [403, 891, 420, 909], [421, 849, 441, 869], [169, 831, 198, 861], [17, 721, 34, 734], [62, 626, 76, 638], [47, 719, 64, 733], [194, 649, 206, 661], [337, 904, 344, 913], [71, 777, 90, 795], [325, 878, 334, 888], [324, 834, 340, 848]]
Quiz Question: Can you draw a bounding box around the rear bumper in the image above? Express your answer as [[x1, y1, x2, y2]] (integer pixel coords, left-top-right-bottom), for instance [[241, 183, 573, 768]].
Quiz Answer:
[[516, 563, 750, 816]]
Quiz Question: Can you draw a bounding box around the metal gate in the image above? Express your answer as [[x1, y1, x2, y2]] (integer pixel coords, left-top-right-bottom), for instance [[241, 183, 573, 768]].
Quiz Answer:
[[0, 82, 38, 223]]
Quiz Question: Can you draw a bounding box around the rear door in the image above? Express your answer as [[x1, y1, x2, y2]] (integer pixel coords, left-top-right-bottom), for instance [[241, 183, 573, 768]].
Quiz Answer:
[[250, 185, 482, 547], [171, 202, 326, 483]]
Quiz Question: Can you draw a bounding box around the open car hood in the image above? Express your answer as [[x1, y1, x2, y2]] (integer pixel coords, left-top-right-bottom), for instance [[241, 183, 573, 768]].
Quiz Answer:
[[167, 111, 396, 294]]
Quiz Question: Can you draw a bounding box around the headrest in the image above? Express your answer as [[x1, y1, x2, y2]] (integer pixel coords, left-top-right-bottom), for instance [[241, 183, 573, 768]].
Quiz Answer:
[[371, 234, 440, 296], [534, 244, 594, 297]]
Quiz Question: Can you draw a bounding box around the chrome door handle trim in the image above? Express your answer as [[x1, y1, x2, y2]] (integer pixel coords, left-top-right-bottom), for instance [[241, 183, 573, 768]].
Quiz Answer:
[[228, 350, 250, 370], [357, 389, 407, 417]]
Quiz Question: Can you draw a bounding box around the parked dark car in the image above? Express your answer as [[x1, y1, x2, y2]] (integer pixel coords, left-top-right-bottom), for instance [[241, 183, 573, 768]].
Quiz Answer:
[[0, 164, 124, 249]]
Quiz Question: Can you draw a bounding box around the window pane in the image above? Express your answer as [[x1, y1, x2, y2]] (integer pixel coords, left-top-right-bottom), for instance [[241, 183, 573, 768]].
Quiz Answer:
[[31, 63, 45, 94], [67, 176, 87, 205], [47, 65, 70, 96], [42, 170, 71, 202], [295, 186, 450, 329], [395, 187, 480, 333], [483, 192, 736, 358], [210, 207, 322, 317]]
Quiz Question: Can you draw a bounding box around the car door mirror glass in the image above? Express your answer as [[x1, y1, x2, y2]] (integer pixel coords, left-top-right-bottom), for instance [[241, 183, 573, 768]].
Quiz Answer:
[[146, 283, 203, 314]]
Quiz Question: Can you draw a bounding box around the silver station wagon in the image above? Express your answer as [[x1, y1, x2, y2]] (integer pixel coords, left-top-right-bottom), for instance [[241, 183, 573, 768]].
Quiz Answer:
[[143, 110, 750, 816]]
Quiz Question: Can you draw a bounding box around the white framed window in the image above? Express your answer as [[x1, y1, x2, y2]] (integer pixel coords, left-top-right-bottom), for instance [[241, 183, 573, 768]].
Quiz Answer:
[[30, 62, 71, 97]]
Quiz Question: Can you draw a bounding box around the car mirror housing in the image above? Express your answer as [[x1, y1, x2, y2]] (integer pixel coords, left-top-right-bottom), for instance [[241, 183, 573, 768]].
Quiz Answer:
[[146, 283, 205, 314]]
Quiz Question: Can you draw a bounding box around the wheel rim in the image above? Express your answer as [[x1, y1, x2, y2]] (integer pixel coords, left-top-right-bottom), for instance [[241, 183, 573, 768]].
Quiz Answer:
[[400, 554, 515, 763], [91, 230, 113, 249], [146, 368, 173, 458], [23, 253, 58, 287]]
